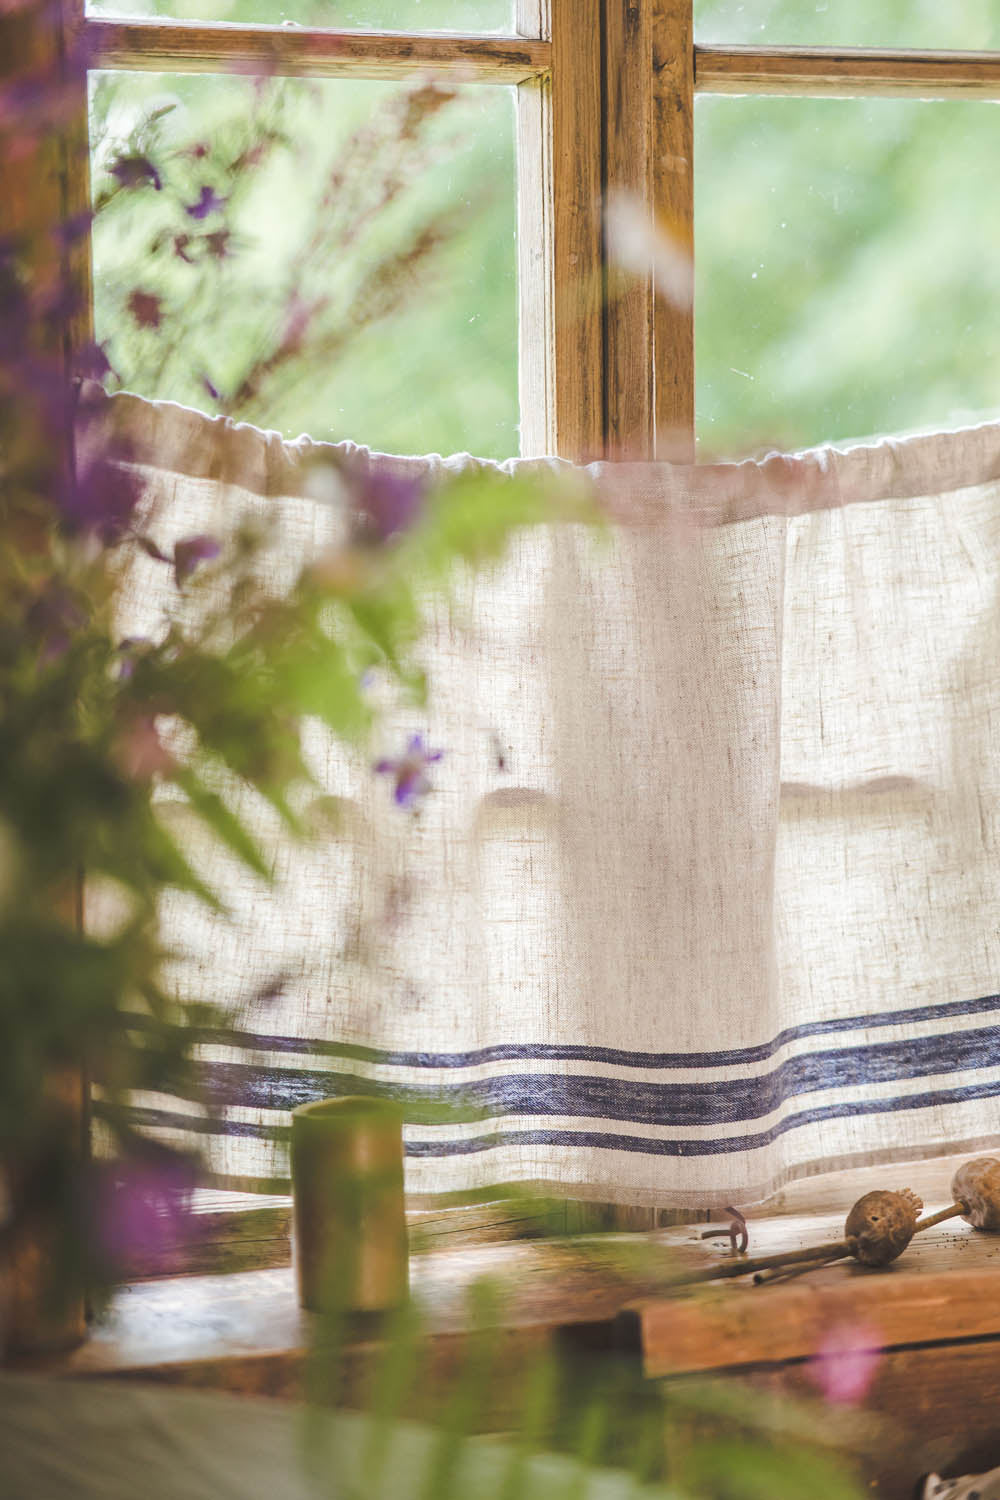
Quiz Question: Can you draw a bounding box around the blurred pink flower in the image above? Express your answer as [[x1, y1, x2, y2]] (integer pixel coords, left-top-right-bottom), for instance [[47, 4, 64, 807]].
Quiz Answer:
[[92, 1157, 197, 1275], [806, 1321, 882, 1405], [113, 714, 175, 781]]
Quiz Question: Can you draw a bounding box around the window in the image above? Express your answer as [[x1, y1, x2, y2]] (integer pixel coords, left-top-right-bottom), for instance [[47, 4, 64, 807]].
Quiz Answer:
[[13, 3, 1000, 465]]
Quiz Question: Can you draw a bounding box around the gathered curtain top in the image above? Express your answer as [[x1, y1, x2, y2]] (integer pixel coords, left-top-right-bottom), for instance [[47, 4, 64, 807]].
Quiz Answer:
[[83, 385, 1000, 526]]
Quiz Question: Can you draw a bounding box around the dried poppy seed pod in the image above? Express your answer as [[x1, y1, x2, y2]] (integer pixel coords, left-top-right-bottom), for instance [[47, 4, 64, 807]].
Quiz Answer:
[[951, 1156, 1000, 1231], [844, 1188, 923, 1267]]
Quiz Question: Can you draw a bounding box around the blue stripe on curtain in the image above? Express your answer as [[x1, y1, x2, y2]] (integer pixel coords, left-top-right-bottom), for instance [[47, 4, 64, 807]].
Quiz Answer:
[[196, 1018, 1000, 1125], [127, 991, 1000, 1181], [186, 990, 1000, 1070], [128, 1072, 1000, 1156]]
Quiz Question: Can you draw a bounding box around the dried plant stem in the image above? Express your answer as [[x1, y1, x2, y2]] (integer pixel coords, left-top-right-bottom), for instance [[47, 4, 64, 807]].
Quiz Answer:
[[913, 1202, 966, 1234], [670, 1237, 853, 1286]]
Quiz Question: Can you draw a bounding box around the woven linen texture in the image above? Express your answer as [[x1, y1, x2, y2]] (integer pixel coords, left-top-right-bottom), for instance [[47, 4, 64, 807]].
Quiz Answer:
[[98, 389, 1000, 1207]]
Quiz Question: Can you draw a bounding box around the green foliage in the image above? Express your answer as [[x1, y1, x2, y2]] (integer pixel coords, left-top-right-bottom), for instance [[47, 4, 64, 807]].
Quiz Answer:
[[291, 1259, 871, 1500]]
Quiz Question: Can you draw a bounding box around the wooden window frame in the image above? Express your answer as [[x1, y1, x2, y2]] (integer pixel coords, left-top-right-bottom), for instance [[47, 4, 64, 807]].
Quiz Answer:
[[26, 3, 1000, 463], [15, 5, 1000, 463], [8, 3, 1000, 1257]]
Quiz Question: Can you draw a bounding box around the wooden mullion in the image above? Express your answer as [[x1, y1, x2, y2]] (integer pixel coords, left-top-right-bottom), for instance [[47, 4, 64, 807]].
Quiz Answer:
[[603, 0, 656, 461], [696, 43, 1000, 98], [83, 18, 549, 84], [652, 0, 694, 456], [601, 2, 695, 462], [515, 0, 602, 459]]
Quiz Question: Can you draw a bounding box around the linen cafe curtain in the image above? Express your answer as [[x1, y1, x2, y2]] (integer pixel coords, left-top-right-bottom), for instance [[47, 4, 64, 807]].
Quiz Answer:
[[96, 388, 1000, 1208]]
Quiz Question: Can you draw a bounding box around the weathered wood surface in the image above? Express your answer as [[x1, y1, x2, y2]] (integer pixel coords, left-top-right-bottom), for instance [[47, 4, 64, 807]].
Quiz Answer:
[[163, 1151, 984, 1279], [515, 0, 603, 462], [630, 1261, 1000, 1376], [82, 19, 550, 83], [696, 44, 1000, 99], [28, 1178, 1000, 1382], [653, 0, 694, 456], [750, 1343, 1000, 1498], [18, 1184, 1000, 1499], [603, 0, 657, 460]]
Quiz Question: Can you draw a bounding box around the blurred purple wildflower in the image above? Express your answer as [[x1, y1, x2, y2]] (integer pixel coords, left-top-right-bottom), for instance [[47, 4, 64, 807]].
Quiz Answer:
[[279, 292, 325, 358], [806, 1321, 882, 1406], [203, 228, 231, 260], [26, 587, 85, 665], [173, 532, 221, 585], [374, 733, 444, 808], [92, 1157, 197, 1276], [53, 209, 94, 248], [109, 153, 162, 192], [186, 185, 227, 220], [201, 373, 221, 402], [73, 339, 115, 383], [115, 636, 152, 682], [355, 470, 426, 544], [64, 450, 142, 543], [127, 289, 163, 330], [172, 233, 195, 264]]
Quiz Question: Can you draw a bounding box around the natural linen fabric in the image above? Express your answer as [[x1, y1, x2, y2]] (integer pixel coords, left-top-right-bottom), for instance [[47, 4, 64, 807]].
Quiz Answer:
[[95, 388, 1000, 1208]]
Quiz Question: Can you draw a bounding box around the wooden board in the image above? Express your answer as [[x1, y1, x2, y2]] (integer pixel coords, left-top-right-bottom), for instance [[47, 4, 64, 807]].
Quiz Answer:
[[627, 1263, 1000, 1377], [696, 44, 1000, 99], [82, 19, 550, 84]]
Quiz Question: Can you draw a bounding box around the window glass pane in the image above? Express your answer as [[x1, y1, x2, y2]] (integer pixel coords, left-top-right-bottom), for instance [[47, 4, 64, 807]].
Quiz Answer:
[[86, 0, 513, 31], [695, 96, 1000, 456], [695, 0, 1000, 50], [89, 74, 518, 458]]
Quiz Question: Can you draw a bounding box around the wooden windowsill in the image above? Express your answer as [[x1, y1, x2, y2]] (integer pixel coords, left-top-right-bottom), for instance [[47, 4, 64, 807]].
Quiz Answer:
[[17, 1151, 1000, 1498], [165, 1149, 995, 1278]]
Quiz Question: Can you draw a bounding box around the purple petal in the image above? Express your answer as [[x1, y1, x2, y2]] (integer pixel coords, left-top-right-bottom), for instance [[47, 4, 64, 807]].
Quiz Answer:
[[394, 767, 428, 807], [354, 471, 426, 545], [53, 209, 93, 247], [173, 533, 221, 585], [373, 758, 397, 776], [63, 452, 142, 542], [116, 635, 152, 681], [109, 153, 162, 192], [73, 338, 114, 382], [185, 184, 227, 220]]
